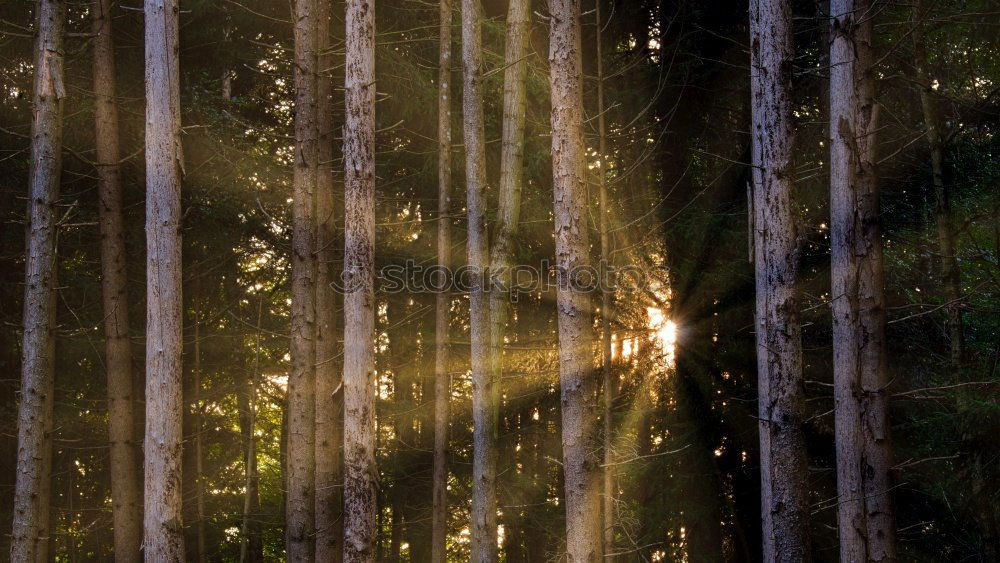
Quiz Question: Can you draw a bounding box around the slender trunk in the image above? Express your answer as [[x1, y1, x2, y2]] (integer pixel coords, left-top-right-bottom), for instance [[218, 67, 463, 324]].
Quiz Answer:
[[240, 298, 264, 563], [315, 0, 345, 559], [343, 0, 377, 559], [548, 1, 601, 560], [431, 1, 453, 559], [484, 0, 531, 558], [911, 0, 964, 365], [749, 0, 810, 560], [11, 2, 64, 561], [830, 1, 897, 560], [462, 0, 496, 560], [192, 292, 206, 563], [288, 0, 319, 559], [91, 1, 142, 560], [594, 1, 616, 557], [142, 0, 185, 559]]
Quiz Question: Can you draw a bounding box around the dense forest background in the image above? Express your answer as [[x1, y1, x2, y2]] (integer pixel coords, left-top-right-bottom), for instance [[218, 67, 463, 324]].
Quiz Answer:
[[1, 0, 999, 560]]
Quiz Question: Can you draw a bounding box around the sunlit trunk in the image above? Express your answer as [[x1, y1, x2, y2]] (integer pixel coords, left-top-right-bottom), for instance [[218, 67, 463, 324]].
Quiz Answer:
[[11, 1, 65, 560], [462, 0, 497, 559], [549, 1, 602, 560], [749, 0, 810, 560], [431, 1, 453, 559], [142, 0, 185, 559], [342, 0, 378, 559], [91, 0, 142, 560], [830, 1, 897, 560]]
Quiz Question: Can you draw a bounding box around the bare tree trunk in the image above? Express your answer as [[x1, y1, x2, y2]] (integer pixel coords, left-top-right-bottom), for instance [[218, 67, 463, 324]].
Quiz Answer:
[[142, 0, 185, 559], [343, 0, 377, 559], [461, 0, 496, 560], [911, 0, 964, 366], [482, 0, 531, 557], [91, 1, 142, 560], [315, 0, 345, 559], [288, 0, 319, 559], [830, 1, 897, 560], [431, 2, 453, 561], [594, 1, 616, 557], [239, 299, 263, 563], [548, 1, 601, 560], [11, 1, 65, 561], [749, 0, 810, 560], [192, 291, 206, 563]]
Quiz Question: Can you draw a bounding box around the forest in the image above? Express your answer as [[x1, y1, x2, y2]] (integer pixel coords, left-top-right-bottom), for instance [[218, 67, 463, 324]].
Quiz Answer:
[[1, 0, 999, 561]]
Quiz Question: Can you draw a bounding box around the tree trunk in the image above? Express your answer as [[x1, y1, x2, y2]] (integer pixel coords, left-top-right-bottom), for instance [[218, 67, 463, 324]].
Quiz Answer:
[[11, 1, 65, 561], [91, 1, 143, 560], [830, 1, 897, 560], [288, 0, 319, 559], [548, 1, 601, 560], [142, 0, 185, 560], [749, 0, 810, 560], [343, 0, 377, 559], [315, 0, 345, 559], [594, 1, 616, 557], [240, 298, 264, 563], [192, 291, 206, 563], [911, 0, 964, 366], [431, 1, 453, 560], [462, 0, 496, 560]]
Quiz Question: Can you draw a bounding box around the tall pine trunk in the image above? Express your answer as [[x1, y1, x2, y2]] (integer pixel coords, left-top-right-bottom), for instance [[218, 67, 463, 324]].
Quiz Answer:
[[288, 0, 319, 559], [431, 1, 453, 560], [749, 0, 810, 560], [315, 0, 345, 559], [92, 1, 142, 560], [462, 0, 496, 560], [548, 1, 601, 560], [830, 1, 897, 560], [342, 0, 377, 559], [486, 0, 530, 557], [594, 0, 616, 556], [11, 1, 65, 560], [142, 0, 185, 559], [911, 0, 964, 365]]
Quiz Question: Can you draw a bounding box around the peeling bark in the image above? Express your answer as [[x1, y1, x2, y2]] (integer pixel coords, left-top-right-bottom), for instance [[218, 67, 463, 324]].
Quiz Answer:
[[830, 1, 897, 560], [549, 1, 601, 560], [749, 0, 811, 560]]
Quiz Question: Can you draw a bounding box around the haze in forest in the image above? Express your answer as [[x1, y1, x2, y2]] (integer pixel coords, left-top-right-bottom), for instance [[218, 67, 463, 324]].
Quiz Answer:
[[1, 0, 999, 561]]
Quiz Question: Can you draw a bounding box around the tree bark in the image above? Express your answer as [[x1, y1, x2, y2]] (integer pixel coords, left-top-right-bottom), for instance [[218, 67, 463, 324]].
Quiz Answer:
[[749, 0, 811, 561], [830, 1, 897, 560], [11, 1, 65, 561], [90, 0, 143, 560], [431, 2, 453, 561], [342, 0, 377, 560], [462, 0, 496, 560], [142, 0, 185, 560], [288, 0, 319, 559], [911, 0, 964, 366], [315, 0, 345, 559], [548, 1, 601, 560]]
